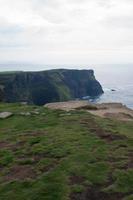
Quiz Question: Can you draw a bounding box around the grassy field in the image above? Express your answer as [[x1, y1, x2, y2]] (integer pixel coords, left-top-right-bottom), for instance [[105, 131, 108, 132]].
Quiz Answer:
[[0, 103, 133, 200]]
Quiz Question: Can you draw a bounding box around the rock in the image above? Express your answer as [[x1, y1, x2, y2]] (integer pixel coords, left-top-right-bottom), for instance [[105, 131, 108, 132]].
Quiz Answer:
[[44, 100, 90, 111], [34, 109, 40, 112], [31, 111, 40, 115], [41, 113, 46, 115], [0, 112, 13, 119], [20, 102, 28, 105], [111, 89, 116, 92], [20, 112, 31, 116], [59, 113, 71, 117], [0, 69, 103, 106]]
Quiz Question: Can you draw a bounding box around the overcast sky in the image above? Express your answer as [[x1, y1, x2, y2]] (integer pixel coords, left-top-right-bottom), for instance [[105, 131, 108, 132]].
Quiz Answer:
[[0, 0, 133, 65]]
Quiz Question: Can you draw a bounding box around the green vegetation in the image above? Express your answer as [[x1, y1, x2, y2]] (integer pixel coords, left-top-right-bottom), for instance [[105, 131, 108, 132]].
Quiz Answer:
[[0, 69, 103, 105], [0, 103, 132, 200]]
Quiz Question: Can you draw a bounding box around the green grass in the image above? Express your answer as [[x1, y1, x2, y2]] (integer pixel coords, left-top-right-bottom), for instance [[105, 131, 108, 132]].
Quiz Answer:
[[0, 103, 133, 200]]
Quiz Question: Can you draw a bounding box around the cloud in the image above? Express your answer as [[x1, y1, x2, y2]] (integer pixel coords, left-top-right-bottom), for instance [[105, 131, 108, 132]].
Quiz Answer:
[[0, 0, 133, 64], [104, 15, 133, 29]]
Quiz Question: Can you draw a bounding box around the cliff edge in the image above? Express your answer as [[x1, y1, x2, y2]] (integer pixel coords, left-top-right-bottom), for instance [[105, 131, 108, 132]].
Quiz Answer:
[[0, 69, 103, 105]]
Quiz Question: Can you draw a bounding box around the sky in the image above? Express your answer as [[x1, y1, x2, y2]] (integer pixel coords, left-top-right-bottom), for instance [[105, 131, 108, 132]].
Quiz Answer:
[[0, 0, 133, 65]]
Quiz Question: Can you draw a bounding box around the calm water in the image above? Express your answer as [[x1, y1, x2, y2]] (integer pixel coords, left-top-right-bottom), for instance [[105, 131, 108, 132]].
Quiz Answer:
[[0, 63, 133, 109], [88, 64, 133, 109], [87, 84, 133, 109]]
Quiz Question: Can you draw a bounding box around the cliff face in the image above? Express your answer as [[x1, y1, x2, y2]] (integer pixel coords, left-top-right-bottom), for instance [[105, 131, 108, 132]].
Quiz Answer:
[[0, 69, 103, 105]]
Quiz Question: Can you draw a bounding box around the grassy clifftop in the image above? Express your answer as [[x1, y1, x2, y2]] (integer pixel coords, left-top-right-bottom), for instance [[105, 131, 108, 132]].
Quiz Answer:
[[0, 69, 103, 105], [0, 103, 132, 200]]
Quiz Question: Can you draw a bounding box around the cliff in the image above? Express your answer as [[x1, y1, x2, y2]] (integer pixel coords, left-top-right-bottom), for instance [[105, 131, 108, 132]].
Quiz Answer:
[[0, 69, 103, 105]]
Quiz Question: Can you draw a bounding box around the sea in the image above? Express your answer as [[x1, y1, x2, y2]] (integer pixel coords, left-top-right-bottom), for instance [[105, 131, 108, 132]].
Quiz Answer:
[[90, 64, 133, 109], [0, 63, 133, 109]]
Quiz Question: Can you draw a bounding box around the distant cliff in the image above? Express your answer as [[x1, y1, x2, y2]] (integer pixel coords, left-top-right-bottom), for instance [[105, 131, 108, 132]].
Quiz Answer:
[[0, 69, 103, 105]]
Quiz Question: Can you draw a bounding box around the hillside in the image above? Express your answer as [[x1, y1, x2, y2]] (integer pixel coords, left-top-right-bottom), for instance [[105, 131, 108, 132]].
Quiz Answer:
[[0, 69, 103, 105], [0, 103, 132, 200]]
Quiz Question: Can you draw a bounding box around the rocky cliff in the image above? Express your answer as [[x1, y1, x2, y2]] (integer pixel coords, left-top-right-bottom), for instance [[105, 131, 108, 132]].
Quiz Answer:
[[0, 69, 103, 105]]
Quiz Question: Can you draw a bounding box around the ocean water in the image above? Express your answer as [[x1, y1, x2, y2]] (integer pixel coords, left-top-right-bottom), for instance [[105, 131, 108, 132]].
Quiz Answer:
[[0, 63, 133, 109], [87, 84, 133, 109], [88, 64, 133, 109]]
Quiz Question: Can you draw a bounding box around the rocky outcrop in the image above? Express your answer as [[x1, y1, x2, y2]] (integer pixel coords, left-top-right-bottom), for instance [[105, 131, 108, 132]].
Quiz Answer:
[[0, 69, 103, 105], [45, 101, 133, 121], [44, 100, 90, 111], [0, 112, 13, 119]]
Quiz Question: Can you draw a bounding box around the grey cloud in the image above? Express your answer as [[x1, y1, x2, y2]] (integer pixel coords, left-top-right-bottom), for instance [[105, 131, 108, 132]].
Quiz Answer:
[[0, 0, 133, 64], [104, 15, 133, 29]]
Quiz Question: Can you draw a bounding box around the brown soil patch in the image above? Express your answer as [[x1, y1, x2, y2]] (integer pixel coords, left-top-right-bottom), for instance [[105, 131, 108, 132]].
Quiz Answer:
[[70, 186, 124, 200], [127, 158, 133, 169], [16, 154, 60, 173], [0, 140, 25, 152], [104, 112, 133, 120], [0, 139, 28, 152], [89, 127, 126, 142], [20, 130, 48, 137], [32, 153, 51, 162], [80, 118, 127, 143], [0, 141, 12, 149], [97, 132, 126, 142], [118, 144, 128, 148], [76, 105, 98, 111], [16, 155, 35, 164], [69, 175, 85, 185], [39, 162, 58, 173], [107, 150, 133, 170], [122, 152, 133, 170], [80, 119, 98, 130], [11, 141, 26, 152], [5, 165, 37, 181], [16, 153, 50, 164]]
